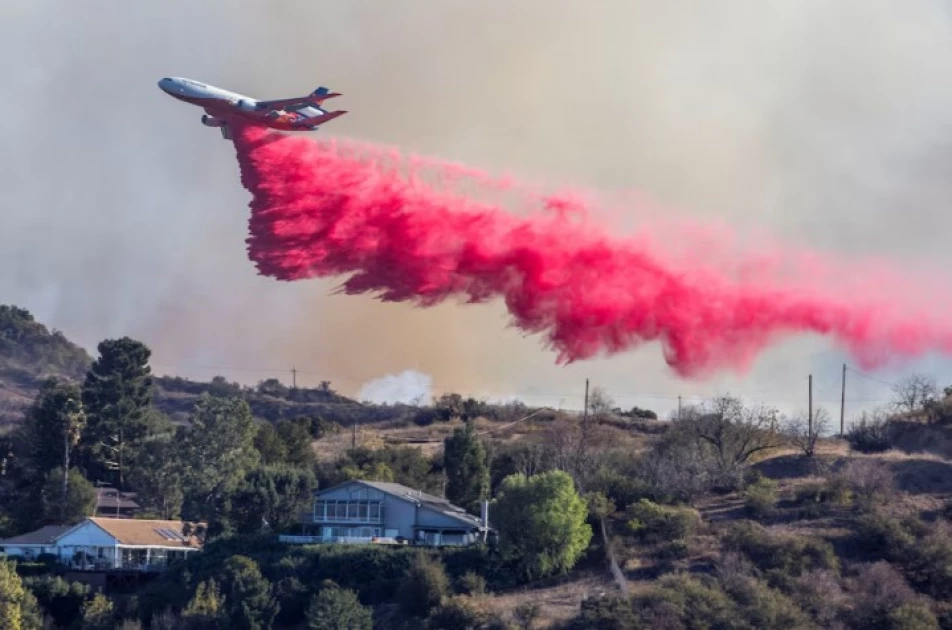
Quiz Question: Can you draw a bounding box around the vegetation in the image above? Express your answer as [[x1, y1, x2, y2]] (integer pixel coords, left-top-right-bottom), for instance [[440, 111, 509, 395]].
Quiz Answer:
[[443, 421, 490, 514], [492, 470, 593, 581], [4, 305, 952, 628]]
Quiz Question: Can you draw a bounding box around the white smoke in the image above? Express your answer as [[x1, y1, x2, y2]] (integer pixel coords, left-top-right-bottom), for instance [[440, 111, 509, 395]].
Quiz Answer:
[[358, 370, 433, 406]]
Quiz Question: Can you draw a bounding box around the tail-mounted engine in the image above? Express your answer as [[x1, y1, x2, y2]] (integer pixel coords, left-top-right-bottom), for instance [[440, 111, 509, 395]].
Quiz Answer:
[[201, 114, 225, 127]]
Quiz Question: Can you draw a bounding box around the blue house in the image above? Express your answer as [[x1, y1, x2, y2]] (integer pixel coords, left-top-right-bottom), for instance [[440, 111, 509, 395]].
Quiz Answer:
[[285, 479, 490, 547]]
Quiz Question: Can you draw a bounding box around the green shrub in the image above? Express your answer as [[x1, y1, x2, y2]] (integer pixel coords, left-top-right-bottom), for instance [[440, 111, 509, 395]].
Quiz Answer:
[[789, 569, 847, 628], [724, 575, 812, 629], [854, 512, 952, 600], [306, 585, 373, 630], [626, 498, 702, 542], [22, 575, 90, 628], [512, 601, 542, 630], [835, 459, 895, 511], [744, 476, 778, 519], [397, 553, 450, 620], [793, 481, 831, 518], [846, 417, 892, 453], [656, 539, 691, 562], [845, 562, 926, 629], [424, 595, 504, 630], [722, 521, 839, 584], [591, 468, 651, 512], [887, 601, 940, 630], [793, 474, 854, 518], [566, 572, 811, 630], [905, 525, 952, 600], [854, 511, 920, 558], [458, 571, 487, 596], [633, 574, 744, 628], [137, 538, 499, 627], [565, 595, 641, 630]]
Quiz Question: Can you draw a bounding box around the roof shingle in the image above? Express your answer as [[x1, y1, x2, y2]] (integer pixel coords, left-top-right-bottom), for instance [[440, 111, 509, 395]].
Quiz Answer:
[[87, 518, 203, 548], [0, 525, 71, 546], [324, 480, 485, 528]]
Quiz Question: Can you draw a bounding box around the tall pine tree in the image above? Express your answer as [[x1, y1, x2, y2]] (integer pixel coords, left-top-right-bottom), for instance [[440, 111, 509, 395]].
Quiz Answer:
[[21, 378, 86, 478], [443, 421, 490, 514], [10, 379, 87, 529], [79, 337, 154, 489]]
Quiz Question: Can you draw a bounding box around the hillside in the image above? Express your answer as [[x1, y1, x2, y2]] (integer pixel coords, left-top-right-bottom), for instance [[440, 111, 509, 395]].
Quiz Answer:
[[0, 305, 92, 428], [6, 303, 952, 627], [0, 304, 394, 429]]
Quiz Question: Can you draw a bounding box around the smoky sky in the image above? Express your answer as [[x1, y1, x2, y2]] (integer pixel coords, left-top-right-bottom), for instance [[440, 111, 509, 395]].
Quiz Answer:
[[4, 1, 952, 420]]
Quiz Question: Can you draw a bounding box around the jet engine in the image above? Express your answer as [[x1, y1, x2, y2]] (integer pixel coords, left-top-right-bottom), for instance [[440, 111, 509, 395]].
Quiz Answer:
[[201, 114, 225, 127]]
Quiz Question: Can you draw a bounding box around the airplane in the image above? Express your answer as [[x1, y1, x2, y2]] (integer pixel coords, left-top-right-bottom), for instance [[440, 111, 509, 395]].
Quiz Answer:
[[157, 76, 347, 140]]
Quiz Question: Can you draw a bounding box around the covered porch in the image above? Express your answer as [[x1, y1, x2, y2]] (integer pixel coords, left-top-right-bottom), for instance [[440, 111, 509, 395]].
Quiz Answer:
[[60, 545, 193, 572], [413, 527, 480, 547]]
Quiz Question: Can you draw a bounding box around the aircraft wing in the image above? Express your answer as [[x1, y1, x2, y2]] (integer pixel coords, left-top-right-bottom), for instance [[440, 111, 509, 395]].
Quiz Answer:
[[256, 86, 341, 111], [296, 110, 347, 128]]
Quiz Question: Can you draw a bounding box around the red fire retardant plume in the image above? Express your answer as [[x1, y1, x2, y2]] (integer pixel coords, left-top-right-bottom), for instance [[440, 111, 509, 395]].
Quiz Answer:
[[232, 123, 952, 378]]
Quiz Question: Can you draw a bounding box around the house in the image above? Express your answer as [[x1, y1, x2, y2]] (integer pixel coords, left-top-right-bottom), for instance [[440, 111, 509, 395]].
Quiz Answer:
[[0, 517, 203, 572], [286, 479, 490, 547], [94, 486, 140, 518], [0, 525, 72, 559]]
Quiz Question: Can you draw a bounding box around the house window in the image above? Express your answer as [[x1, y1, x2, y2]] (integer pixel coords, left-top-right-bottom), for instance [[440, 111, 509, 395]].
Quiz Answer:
[[314, 499, 382, 522]]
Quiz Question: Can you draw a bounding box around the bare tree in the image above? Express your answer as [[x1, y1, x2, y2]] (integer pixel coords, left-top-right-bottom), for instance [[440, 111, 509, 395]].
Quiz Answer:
[[544, 413, 611, 492], [683, 395, 784, 484], [513, 443, 546, 478], [783, 408, 831, 458], [891, 373, 937, 414], [587, 386, 615, 421], [639, 428, 719, 501]]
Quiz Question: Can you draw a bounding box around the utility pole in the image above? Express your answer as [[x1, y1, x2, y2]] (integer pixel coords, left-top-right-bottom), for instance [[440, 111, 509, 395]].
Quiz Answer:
[[291, 367, 297, 389], [583, 378, 589, 421], [678, 396, 682, 421], [352, 421, 357, 449], [840, 363, 846, 437], [808, 374, 813, 438]]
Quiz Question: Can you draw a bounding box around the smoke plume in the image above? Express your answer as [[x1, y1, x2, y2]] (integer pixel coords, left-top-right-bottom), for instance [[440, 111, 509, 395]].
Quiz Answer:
[[234, 124, 952, 378], [8, 2, 952, 413], [358, 370, 433, 406]]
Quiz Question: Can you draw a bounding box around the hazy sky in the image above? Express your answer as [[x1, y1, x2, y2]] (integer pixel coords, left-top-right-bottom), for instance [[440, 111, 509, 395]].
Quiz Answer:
[[5, 1, 952, 422]]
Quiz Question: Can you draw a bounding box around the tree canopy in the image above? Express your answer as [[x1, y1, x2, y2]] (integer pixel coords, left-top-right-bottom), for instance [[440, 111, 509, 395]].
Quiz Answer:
[[491, 470, 593, 581], [443, 421, 489, 514], [79, 337, 154, 488]]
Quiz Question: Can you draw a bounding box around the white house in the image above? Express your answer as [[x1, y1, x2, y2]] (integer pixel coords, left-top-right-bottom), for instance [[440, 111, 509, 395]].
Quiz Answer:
[[285, 479, 491, 547], [0, 525, 72, 559], [0, 517, 203, 572]]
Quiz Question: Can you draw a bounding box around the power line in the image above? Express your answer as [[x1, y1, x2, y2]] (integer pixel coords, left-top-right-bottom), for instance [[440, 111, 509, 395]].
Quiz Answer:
[[143, 359, 903, 408], [845, 366, 898, 389]]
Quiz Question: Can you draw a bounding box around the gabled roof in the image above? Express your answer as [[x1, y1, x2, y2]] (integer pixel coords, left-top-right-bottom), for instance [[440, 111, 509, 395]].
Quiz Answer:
[[317, 479, 485, 529], [0, 525, 72, 546], [95, 487, 140, 511], [83, 518, 203, 548]]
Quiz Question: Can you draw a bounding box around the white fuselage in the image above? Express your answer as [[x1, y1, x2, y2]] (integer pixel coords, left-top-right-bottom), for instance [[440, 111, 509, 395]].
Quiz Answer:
[[157, 77, 327, 131]]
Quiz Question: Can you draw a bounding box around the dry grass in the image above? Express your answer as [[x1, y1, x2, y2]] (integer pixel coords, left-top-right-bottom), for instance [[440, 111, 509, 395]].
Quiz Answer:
[[310, 413, 657, 464], [486, 572, 616, 628]]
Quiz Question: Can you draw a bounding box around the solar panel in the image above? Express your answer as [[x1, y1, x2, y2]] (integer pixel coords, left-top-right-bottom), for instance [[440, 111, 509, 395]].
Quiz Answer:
[[153, 527, 185, 541]]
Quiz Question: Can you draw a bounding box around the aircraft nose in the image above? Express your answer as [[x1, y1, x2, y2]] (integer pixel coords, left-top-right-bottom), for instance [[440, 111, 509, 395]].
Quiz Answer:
[[158, 78, 173, 92]]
